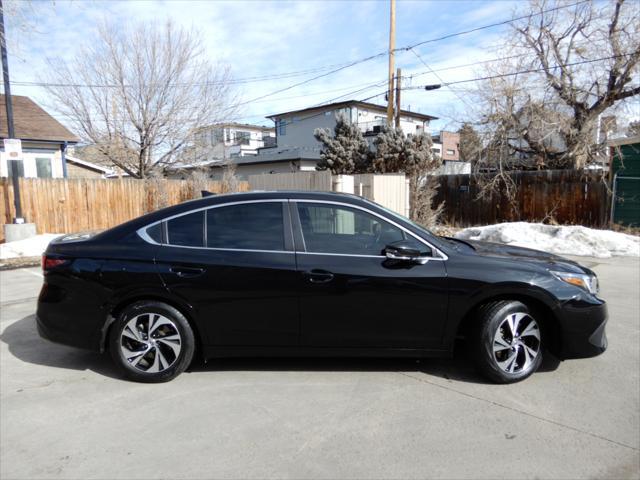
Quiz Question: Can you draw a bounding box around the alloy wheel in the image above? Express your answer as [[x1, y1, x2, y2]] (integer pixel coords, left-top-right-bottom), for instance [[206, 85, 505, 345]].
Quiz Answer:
[[492, 312, 541, 374], [119, 313, 182, 373]]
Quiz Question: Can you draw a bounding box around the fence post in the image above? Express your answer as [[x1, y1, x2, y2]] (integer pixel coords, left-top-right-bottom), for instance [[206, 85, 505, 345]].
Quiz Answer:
[[332, 175, 354, 194]]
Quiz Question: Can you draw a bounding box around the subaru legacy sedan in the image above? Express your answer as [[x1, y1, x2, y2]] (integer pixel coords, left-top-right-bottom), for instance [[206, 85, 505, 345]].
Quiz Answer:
[[37, 191, 607, 383]]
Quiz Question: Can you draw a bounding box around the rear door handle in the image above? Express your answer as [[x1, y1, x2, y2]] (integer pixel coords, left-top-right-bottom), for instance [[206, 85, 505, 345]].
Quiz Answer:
[[170, 266, 205, 278], [304, 269, 334, 284]]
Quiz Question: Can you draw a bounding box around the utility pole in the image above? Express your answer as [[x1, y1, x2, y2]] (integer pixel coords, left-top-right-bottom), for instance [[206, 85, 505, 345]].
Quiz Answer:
[[0, 0, 23, 223], [386, 0, 395, 126], [395, 67, 401, 129]]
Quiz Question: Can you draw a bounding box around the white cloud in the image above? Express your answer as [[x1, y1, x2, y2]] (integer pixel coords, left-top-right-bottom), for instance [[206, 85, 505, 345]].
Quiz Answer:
[[5, 0, 522, 132]]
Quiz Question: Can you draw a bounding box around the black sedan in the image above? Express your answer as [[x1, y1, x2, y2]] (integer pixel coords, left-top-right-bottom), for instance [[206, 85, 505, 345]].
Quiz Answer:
[[37, 191, 607, 383]]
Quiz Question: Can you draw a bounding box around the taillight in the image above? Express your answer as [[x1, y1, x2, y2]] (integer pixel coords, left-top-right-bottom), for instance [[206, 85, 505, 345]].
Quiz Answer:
[[42, 255, 68, 271]]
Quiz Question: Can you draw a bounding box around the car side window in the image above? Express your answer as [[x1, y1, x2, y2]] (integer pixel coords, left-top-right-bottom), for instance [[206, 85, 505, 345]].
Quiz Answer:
[[207, 202, 284, 251], [166, 211, 204, 247], [297, 203, 420, 256]]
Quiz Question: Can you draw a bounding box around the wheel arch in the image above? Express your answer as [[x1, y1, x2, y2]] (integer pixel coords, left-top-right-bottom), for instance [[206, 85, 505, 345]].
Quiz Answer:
[[453, 291, 562, 356], [100, 294, 205, 356]]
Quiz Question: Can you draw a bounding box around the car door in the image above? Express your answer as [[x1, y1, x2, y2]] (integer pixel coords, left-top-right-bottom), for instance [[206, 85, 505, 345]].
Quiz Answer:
[[153, 200, 299, 346], [293, 201, 448, 350]]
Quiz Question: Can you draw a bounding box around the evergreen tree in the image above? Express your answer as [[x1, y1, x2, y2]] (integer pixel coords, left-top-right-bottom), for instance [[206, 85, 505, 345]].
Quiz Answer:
[[314, 115, 371, 174], [373, 127, 442, 223]]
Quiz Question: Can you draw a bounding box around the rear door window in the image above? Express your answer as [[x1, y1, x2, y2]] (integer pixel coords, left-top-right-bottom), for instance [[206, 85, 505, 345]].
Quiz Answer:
[[166, 211, 204, 247], [206, 202, 284, 251]]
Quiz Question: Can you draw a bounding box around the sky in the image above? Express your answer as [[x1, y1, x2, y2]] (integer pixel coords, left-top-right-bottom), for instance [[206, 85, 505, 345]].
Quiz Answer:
[[3, 0, 559, 133]]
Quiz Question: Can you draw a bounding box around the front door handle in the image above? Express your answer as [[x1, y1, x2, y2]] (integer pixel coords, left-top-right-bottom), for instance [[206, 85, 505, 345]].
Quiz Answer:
[[304, 269, 334, 284], [170, 266, 205, 278]]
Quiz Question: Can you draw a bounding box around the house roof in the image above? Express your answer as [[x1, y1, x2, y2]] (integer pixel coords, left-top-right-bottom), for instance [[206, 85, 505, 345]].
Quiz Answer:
[[608, 135, 640, 147], [65, 155, 114, 174], [200, 122, 275, 132], [267, 100, 438, 122], [0, 95, 79, 143]]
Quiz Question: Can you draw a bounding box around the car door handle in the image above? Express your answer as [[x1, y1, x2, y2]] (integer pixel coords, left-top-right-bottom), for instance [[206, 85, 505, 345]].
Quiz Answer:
[[304, 270, 334, 284], [170, 266, 205, 278]]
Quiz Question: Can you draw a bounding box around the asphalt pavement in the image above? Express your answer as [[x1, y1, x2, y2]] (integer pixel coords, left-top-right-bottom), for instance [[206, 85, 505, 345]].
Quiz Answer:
[[1, 256, 638, 479]]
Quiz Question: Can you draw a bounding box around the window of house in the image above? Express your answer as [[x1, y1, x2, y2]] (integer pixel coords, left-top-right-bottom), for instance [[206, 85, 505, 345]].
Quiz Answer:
[[235, 131, 251, 145], [7, 159, 24, 178], [207, 202, 284, 251], [446, 149, 455, 155], [212, 129, 225, 144], [297, 203, 422, 256], [166, 211, 204, 247], [277, 120, 286, 136], [35, 157, 53, 178]]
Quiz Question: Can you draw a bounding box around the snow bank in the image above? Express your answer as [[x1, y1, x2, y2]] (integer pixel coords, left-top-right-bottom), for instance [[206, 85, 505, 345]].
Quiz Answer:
[[0, 234, 62, 260], [455, 222, 640, 258]]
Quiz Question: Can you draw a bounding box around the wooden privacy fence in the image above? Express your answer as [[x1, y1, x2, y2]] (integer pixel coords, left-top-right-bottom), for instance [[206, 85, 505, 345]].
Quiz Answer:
[[0, 178, 249, 241], [434, 170, 609, 227]]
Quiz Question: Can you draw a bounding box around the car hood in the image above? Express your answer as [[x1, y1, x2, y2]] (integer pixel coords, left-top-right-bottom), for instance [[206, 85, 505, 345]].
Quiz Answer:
[[464, 240, 593, 275]]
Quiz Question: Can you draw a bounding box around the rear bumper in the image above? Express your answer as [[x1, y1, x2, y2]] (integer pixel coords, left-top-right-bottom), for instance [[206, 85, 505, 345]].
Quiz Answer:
[[556, 298, 608, 359], [36, 314, 101, 352]]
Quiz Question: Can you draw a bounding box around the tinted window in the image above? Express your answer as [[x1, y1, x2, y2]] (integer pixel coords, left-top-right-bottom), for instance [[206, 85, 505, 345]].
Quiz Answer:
[[298, 204, 412, 255], [146, 223, 163, 243], [207, 202, 284, 250], [166, 211, 204, 247]]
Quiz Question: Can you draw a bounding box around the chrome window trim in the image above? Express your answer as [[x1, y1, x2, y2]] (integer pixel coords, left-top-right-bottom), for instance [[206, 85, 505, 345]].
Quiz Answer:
[[153, 244, 295, 255], [293, 199, 448, 261], [297, 251, 386, 259], [136, 199, 288, 251], [138, 227, 161, 245]]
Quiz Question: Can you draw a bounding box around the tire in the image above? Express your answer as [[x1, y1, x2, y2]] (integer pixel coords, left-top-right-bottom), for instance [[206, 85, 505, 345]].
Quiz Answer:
[[471, 300, 543, 384], [109, 300, 195, 383]]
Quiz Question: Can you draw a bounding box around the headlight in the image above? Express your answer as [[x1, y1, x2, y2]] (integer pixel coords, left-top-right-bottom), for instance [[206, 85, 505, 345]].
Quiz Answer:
[[551, 271, 599, 295]]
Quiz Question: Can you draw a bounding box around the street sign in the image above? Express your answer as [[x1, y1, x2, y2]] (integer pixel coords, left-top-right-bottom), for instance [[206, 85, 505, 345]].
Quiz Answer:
[[3, 138, 22, 159]]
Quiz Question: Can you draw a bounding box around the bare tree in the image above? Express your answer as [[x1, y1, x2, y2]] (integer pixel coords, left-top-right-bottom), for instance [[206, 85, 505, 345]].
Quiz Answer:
[[457, 123, 483, 164], [475, 0, 640, 170], [42, 20, 238, 178], [627, 120, 640, 137]]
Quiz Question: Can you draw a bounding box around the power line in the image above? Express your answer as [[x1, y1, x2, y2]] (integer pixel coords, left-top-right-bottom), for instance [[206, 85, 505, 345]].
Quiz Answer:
[[407, 47, 475, 110], [9, 0, 590, 94], [399, 0, 589, 52], [431, 53, 631, 88]]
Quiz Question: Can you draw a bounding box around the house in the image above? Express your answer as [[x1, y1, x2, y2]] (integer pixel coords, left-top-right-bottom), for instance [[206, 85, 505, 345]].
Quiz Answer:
[[1, 95, 79, 178], [208, 100, 437, 180], [608, 135, 640, 226], [165, 123, 275, 178], [193, 122, 275, 158], [431, 131, 460, 161]]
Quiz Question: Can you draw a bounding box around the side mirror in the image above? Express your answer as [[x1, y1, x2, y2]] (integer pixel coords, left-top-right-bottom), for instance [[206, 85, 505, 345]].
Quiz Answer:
[[384, 241, 432, 264]]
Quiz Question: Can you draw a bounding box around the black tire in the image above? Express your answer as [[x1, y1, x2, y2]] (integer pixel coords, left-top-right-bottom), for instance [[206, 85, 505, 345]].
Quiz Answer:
[[471, 300, 543, 384], [109, 301, 195, 383]]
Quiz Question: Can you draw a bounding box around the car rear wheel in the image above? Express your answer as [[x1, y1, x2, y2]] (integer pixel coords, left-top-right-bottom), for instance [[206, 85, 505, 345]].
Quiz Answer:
[[109, 301, 195, 383], [471, 300, 543, 384]]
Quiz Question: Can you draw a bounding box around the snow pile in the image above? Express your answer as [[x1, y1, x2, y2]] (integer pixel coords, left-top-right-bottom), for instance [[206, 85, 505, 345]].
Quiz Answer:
[[455, 222, 640, 258], [0, 234, 62, 260]]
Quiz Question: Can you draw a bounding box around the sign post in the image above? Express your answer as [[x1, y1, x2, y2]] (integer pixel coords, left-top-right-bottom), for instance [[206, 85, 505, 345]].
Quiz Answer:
[[3, 138, 24, 223]]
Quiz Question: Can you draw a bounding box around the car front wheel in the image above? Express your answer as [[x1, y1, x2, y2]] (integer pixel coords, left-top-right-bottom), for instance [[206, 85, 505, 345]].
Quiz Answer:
[[472, 300, 543, 384], [109, 301, 195, 383]]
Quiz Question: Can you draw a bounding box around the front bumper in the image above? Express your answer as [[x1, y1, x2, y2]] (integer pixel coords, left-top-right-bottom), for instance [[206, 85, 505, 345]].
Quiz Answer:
[[556, 297, 608, 359]]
